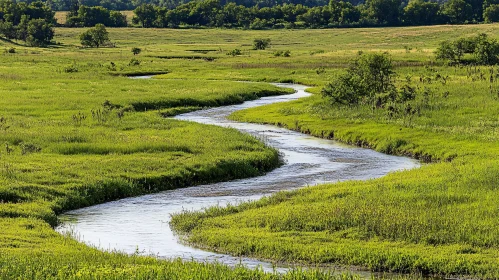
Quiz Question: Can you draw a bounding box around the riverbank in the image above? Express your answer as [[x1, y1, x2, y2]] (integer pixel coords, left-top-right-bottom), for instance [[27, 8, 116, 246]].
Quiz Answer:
[[57, 84, 417, 275], [171, 72, 499, 278]]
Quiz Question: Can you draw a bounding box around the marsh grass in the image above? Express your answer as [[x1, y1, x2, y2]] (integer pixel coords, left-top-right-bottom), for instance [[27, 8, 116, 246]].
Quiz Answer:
[[4, 24, 499, 278]]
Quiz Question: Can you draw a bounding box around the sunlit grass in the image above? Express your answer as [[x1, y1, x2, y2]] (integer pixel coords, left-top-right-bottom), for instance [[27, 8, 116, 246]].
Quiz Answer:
[[4, 24, 499, 278]]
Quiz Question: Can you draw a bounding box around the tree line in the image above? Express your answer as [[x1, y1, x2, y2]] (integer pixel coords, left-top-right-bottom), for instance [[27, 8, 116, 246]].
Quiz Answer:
[[0, 0, 55, 46], [16, 0, 332, 12], [130, 0, 499, 29]]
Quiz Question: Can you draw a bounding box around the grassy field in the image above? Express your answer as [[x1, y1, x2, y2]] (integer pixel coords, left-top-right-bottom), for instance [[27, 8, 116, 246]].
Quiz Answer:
[[164, 25, 499, 278], [3, 25, 499, 278]]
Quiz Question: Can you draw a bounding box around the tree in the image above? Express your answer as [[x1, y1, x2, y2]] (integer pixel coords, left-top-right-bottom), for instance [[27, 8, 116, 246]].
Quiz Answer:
[[364, 0, 402, 25], [133, 3, 157, 27], [403, 0, 442, 25], [253, 38, 271, 50], [25, 18, 54, 46], [322, 52, 395, 106], [484, 4, 499, 22], [109, 11, 127, 27], [442, 0, 473, 23], [79, 24, 109, 47], [0, 20, 16, 39]]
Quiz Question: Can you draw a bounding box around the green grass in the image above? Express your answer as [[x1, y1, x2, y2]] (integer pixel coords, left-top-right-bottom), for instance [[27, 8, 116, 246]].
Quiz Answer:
[[167, 25, 499, 278], [4, 24, 499, 278]]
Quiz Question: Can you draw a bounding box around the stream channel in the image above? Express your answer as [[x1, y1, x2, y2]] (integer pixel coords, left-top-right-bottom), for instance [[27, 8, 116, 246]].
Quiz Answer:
[[56, 81, 420, 277]]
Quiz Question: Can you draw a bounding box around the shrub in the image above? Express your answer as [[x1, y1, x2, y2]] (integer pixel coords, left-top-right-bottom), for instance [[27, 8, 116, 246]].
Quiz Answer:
[[322, 52, 395, 105], [131, 47, 142, 55], [63, 65, 78, 73], [79, 24, 109, 48], [435, 34, 499, 65], [226, 49, 242, 56], [128, 58, 140, 66], [253, 38, 271, 50], [274, 50, 291, 57]]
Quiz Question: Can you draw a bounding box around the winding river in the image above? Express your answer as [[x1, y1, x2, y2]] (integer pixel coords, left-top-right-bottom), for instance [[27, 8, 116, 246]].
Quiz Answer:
[[56, 82, 420, 276]]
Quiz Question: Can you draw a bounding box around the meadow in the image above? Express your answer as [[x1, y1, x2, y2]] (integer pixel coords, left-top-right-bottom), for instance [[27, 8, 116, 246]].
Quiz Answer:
[[168, 25, 499, 278], [2, 25, 499, 278]]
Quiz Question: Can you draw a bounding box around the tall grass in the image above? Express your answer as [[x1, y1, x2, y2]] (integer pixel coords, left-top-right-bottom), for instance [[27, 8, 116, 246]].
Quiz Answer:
[[4, 24, 499, 278]]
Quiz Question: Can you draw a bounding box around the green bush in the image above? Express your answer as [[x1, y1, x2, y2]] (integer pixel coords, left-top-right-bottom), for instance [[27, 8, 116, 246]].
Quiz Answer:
[[128, 58, 140, 66], [226, 49, 242, 56], [131, 47, 142, 55], [322, 52, 395, 105], [253, 38, 271, 50], [435, 33, 499, 65], [80, 24, 109, 48]]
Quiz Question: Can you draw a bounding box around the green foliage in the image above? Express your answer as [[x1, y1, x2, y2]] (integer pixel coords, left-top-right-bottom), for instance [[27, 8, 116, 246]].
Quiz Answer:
[[79, 24, 109, 48], [436, 33, 499, 65], [66, 5, 127, 27], [0, 0, 54, 46], [403, 0, 442, 25], [25, 18, 54, 47], [131, 47, 142, 55], [273, 50, 291, 57], [322, 53, 395, 105], [484, 4, 499, 22], [253, 38, 271, 50], [128, 57, 140, 66], [442, 0, 473, 23], [364, 0, 402, 25], [226, 48, 242, 56], [132, 3, 157, 27]]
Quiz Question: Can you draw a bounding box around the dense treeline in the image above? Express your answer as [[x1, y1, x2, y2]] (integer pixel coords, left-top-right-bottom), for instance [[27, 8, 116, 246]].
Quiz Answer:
[[16, 0, 332, 12], [130, 0, 499, 29], [0, 0, 55, 46], [65, 4, 128, 26]]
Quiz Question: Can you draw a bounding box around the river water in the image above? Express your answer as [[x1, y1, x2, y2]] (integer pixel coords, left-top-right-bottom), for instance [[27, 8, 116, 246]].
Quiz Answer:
[[56, 83, 419, 276]]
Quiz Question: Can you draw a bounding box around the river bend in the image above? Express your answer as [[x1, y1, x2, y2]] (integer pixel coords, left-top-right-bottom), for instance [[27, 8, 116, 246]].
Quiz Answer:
[[56, 83, 419, 274]]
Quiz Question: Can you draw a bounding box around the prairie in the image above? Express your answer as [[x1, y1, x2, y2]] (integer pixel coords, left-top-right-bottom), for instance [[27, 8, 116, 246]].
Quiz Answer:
[[3, 24, 499, 278]]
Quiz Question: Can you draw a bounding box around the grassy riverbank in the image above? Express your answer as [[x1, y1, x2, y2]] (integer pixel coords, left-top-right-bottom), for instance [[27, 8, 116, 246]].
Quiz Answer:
[[168, 26, 499, 278], [0, 28, 309, 279], [3, 25, 499, 278]]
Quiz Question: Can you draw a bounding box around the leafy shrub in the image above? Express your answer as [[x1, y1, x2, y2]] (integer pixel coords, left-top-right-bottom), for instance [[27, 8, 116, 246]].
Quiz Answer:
[[435, 33, 499, 65], [129, 58, 141, 66], [253, 38, 271, 50], [273, 50, 291, 57], [226, 49, 242, 56], [131, 47, 142, 55], [63, 65, 78, 73], [322, 52, 395, 105]]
